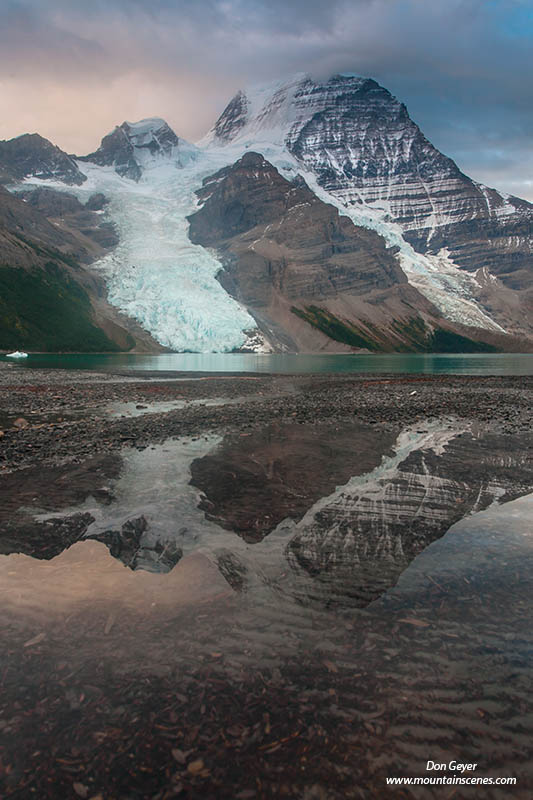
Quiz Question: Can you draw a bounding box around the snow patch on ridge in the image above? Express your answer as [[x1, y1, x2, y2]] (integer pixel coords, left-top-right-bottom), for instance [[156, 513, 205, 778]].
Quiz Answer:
[[289, 168, 506, 333]]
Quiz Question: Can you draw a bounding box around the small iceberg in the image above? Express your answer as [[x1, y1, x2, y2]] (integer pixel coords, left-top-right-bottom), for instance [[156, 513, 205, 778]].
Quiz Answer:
[[5, 351, 28, 358]]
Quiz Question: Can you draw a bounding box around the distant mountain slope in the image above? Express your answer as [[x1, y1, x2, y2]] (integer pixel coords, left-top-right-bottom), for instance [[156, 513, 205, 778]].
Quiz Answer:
[[0, 185, 151, 352], [0, 133, 86, 186], [188, 152, 517, 353], [209, 73, 533, 291]]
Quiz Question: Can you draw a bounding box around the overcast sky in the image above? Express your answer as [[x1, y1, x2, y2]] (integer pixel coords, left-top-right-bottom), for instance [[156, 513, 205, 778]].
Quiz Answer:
[[1, 0, 532, 200]]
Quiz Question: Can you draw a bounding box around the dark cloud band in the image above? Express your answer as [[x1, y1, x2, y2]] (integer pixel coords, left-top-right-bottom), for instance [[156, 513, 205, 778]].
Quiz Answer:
[[1, 0, 531, 199]]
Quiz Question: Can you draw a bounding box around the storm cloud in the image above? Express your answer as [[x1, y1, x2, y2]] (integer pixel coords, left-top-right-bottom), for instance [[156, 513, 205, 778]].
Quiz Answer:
[[1, 0, 532, 199]]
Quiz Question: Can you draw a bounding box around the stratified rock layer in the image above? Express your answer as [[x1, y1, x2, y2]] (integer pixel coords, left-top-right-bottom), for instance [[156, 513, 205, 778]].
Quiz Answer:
[[211, 74, 533, 290]]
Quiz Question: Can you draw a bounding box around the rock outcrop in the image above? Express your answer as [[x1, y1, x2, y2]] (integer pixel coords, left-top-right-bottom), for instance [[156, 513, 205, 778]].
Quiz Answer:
[[81, 118, 197, 181], [16, 187, 119, 254], [0, 133, 86, 186], [189, 152, 406, 298], [187, 152, 518, 352]]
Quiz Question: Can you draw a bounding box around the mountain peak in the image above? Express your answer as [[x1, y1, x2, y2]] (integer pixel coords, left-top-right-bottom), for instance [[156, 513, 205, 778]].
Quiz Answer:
[[0, 132, 86, 186], [81, 118, 197, 181], [205, 72, 399, 149], [117, 118, 178, 149]]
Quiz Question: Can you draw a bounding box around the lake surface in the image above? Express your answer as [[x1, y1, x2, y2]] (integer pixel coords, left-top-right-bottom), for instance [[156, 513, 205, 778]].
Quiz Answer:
[[3, 350, 533, 374]]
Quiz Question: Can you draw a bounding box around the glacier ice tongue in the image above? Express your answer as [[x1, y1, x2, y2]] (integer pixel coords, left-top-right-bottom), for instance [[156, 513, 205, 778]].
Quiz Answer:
[[288, 168, 507, 334], [26, 159, 258, 352]]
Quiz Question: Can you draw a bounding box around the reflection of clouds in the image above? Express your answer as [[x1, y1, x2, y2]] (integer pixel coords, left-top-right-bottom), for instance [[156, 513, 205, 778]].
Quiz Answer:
[[0, 541, 233, 623]]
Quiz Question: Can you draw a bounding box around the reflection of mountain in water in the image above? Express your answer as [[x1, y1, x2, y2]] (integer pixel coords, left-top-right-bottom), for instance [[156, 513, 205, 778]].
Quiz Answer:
[[286, 429, 533, 606], [2, 422, 533, 608], [191, 424, 533, 606], [189, 421, 397, 542]]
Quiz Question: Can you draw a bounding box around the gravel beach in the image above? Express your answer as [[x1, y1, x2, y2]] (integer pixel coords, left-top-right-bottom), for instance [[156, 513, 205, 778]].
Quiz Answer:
[[1, 363, 532, 474]]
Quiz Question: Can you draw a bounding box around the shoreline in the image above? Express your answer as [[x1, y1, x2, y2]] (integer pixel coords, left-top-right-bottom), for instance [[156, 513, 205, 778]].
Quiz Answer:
[[1, 368, 532, 473]]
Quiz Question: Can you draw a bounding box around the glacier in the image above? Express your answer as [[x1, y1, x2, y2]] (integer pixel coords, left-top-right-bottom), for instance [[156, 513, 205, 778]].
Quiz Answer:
[[18, 85, 510, 350], [23, 151, 260, 352], [75, 162, 257, 352]]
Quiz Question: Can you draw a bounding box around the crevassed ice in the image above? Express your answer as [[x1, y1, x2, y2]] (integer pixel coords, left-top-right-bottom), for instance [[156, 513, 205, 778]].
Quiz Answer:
[[63, 160, 257, 352]]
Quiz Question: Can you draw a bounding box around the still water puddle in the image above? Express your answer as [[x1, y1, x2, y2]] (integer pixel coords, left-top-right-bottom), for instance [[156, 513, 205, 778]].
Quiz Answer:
[[2, 421, 533, 797], [105, 396, 242, 419]]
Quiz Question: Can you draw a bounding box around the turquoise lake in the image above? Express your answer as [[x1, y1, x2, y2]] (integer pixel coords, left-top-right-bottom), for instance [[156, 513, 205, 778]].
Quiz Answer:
[[3, 351, 533, 375]]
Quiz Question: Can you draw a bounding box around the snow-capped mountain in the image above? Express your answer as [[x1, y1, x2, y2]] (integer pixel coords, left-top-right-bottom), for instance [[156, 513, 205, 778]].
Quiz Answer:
[[209, 73, 490, 233], [203, 73, 533, 342], [80, 118, 198, 181], [1, 75, 532, 354], [209, 73, 533, 287]]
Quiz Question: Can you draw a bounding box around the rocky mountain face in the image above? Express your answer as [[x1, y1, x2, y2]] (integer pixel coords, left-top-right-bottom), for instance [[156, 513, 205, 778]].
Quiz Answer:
[[210, 74, 533, 291], [0, 133, 86, 186], [81, 118, 197, 181], [187, 152, 516, 352], [188, 152, 406, 301], [0, 185, 158, 352], [15, 187, 118, 256], [1, 74, 532, 353], [0, 185, 97, 266]]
